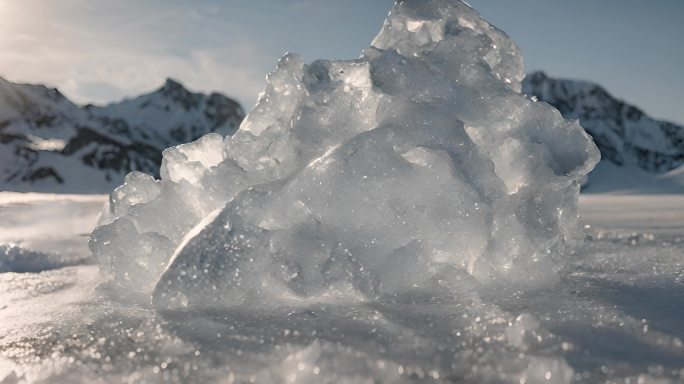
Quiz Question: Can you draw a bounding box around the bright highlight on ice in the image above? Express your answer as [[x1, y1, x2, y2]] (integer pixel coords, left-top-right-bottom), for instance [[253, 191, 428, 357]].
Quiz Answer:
[[90, 0, 599, 309]]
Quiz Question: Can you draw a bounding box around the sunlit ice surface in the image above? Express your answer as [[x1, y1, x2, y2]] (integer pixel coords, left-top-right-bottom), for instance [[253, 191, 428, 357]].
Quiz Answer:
[[1, 0, 684, 383]]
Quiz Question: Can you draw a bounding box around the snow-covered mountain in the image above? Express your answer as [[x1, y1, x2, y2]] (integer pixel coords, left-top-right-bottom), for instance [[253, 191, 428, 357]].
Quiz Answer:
[[0, 77, 244, 193], [523, 71, 684, 173], [4, 71, 683, 194]]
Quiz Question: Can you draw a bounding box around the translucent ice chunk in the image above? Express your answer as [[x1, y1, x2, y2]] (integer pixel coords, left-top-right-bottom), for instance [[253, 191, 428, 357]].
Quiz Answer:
[[90, 0, 599, 308]]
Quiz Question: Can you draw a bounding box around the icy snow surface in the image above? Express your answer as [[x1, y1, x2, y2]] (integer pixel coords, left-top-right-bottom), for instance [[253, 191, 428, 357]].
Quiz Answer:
[[0, 193, 106, 272], [3, 193, 684, 383]]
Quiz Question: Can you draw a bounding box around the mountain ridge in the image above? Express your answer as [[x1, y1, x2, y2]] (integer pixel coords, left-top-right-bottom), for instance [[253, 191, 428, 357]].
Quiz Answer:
[[3, 72, 684, 193], [0, 77, 244, 193]]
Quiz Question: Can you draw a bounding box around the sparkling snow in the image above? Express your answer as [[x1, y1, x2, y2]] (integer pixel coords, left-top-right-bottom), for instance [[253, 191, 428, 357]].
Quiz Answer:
[[1, 193, 684, 383]]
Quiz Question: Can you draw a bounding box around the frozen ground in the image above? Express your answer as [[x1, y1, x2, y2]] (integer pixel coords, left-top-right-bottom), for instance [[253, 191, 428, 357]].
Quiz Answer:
[[0, 191, 683, 383], [0, 193, 106, 272]]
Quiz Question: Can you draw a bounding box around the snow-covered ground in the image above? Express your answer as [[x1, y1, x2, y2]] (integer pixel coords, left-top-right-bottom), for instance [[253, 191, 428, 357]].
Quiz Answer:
[[0, 193, 106, 272], [0, 191, 683, 383]]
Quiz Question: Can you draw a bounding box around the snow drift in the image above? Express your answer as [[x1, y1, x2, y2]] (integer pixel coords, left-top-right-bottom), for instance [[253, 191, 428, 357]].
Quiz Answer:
[[0, 243, 78, 273], [90, 0, 599, 309]]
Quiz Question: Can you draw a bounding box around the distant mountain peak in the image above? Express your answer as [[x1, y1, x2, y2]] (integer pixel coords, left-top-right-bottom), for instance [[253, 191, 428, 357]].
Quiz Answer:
[[527, 70, 547, 80], [160, 77, 186, 93], [147, 77, 203, 111]]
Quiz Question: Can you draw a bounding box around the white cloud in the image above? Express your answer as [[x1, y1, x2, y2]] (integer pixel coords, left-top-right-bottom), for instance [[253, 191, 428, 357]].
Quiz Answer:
[[0, 0, 274, 109]]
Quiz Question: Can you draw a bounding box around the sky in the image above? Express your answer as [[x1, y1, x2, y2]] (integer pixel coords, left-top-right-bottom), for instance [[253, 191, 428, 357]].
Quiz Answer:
[[0, 0, 682, 124]]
